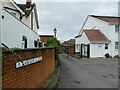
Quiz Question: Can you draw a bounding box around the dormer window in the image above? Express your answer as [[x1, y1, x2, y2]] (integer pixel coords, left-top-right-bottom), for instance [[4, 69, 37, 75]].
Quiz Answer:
[[115, 25, 119, 32]]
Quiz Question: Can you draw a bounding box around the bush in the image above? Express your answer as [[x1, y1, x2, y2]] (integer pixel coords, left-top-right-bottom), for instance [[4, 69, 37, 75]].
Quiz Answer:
[[114, 55, 119, 58], [46, 37, 60, 67], [104, 53, 112, 58]]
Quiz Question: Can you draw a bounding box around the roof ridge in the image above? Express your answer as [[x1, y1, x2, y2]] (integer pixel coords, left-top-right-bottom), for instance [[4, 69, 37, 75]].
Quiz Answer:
[[16, 3, 35, 16], [90, 15, 119, 18], [83, 29, 99, 31]]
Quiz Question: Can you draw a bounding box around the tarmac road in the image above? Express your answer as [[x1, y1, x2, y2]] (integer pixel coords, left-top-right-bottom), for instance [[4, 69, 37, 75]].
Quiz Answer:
[[58, 54, 118, 88]]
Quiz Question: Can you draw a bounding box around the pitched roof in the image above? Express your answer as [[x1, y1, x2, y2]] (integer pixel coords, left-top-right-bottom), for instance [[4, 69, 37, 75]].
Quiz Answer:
[[66, 39, 75, 46], [16, 3, 35, 16], [75, 35, 81, 38], [90, 15, 120, 23], [16, 3, 39, 29], [84, 29, 110, 43], [39, 35, 54, 37]]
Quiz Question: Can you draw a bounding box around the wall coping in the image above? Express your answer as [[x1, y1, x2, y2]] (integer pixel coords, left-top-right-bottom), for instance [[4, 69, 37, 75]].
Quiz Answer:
[[3, 47, 55, 53]]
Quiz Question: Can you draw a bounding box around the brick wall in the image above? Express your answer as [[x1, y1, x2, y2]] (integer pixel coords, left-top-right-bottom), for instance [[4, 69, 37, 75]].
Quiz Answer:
[[63, 46, 75, 54], [2, 47, 55, 88], [67, 46, 75, 54]]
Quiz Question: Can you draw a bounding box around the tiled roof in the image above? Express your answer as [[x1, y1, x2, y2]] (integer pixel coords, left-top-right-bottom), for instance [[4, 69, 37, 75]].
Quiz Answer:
[[16, 3, 39, 29], [62, 39, 75, 46], [90, 15, 120, 23], [84, 29, 109, 43], [40, 35, 54, 37], [66, 39, 75, 46]]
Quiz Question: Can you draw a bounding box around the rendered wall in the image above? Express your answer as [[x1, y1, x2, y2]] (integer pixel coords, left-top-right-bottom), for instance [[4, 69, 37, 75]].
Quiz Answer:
[[1, 9, 40, 48]]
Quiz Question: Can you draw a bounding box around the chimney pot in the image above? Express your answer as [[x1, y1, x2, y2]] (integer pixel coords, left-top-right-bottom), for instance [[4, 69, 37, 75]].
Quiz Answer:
[[26, 0, 31, 8]]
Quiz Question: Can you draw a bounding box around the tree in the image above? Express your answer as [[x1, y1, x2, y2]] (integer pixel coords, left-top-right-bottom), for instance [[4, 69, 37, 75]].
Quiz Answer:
[[46, 37, 60, 67]]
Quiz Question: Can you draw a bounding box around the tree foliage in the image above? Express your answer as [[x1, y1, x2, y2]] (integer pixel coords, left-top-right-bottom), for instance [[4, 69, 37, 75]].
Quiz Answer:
[[46, 37, 60, 49], [46, 37, 60, 66]]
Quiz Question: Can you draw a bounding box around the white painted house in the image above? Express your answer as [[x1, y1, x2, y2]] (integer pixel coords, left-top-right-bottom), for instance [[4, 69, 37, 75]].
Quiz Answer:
[[1, 0, 41, 48], [75, 15, 119, 58]]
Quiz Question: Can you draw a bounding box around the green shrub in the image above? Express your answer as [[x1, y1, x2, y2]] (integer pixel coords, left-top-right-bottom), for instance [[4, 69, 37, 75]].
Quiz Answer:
[[114, 55, 119, 58], [46, 37, 60, 67], [105, 53, 111, 58]]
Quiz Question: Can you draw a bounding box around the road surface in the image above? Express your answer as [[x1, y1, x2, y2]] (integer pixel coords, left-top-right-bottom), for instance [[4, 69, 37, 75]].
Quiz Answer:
[[58, 54, 118, 88]]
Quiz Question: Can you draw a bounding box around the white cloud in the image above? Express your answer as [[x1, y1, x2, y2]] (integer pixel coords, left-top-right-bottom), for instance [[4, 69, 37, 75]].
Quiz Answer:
[[37, 2, 118, 42], [13, 0, 118, 42], [14, 0, 120, 3]]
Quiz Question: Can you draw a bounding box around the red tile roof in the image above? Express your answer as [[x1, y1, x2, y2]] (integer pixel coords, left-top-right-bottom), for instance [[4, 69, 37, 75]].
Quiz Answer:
[[40, 35, 54, 43], [90, 15, 120, 23], [67, 39, 75, 46], [39, 35, 54, 37], [62, 39, 75, 46], [84, 29, 109, 43]]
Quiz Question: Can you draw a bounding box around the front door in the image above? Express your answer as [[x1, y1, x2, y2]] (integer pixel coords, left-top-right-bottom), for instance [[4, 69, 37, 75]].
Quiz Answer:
[[97, 44, 103, 57]]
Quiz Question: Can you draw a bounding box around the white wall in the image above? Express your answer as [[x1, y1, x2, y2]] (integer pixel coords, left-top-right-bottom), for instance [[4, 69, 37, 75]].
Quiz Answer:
[[83, 16, 118, 57], [90, 44, 104, 57], [2, 1, 20, 19], [75, 37, 80, 53], [75, 32, 90, 53], [0, 1, 2, 47], [1, 9, 40, 48], [33, 9, 38, 33], [2, 1, 38, 33]]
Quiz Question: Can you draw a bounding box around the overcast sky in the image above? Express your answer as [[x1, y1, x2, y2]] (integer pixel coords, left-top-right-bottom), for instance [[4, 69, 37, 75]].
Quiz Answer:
[[15, 0, 118, 42]]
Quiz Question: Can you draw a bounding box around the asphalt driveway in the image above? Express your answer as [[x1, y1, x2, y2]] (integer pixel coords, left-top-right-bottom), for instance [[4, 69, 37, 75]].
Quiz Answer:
[[58, 54, 118, 88]]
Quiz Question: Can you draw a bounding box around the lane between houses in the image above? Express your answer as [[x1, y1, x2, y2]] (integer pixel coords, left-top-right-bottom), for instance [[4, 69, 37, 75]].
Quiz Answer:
[[58, 54, 118, 88]]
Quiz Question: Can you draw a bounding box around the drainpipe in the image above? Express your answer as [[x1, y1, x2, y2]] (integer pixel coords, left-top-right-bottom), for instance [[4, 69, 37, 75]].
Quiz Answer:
[[26, 0, 32, 8]]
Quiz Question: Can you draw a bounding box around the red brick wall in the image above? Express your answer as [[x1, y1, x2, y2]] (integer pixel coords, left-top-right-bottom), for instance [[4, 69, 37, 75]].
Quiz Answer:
[[68, 46, 75, 54], [40, 35, 53, 44], [2, 47, 55, 88], [63, 46, 75, 54]]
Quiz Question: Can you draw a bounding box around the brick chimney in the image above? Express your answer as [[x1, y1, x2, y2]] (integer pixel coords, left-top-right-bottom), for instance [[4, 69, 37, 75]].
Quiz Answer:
[[26, 0, 31, 8]]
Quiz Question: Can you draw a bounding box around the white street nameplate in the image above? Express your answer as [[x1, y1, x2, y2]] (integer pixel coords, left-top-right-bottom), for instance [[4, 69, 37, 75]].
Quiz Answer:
[[16, 56, 43, 68]]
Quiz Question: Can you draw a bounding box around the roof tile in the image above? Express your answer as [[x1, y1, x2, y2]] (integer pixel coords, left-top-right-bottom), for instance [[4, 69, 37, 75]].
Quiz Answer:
[[84, 29, 109, 43], [91, 15, 120, 23]]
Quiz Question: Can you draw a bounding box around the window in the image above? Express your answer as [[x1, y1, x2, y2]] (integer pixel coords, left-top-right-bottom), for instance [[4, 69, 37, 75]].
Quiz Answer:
[[77, 45, 79, 49], [38, 42, 42, 47], [76, 44, 79, 50], [34, 40, 38, 47], [115, 42, 119, 50], [115, 25, 119, 32], [22, 36, 27, 49], [43, 42, 46, 47], [105, 44, 108, 49]]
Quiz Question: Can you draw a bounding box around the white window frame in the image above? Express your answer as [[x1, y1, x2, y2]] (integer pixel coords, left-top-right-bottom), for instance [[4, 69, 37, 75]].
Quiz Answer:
[[115, 42, 119, 50], [105, 44, 108, 50], [115, 25, 119, 32], [43, 42, 46, 47]]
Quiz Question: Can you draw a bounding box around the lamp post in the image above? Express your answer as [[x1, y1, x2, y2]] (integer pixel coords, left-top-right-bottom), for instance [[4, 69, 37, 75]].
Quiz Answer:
[[53, 28, 57, 38]]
